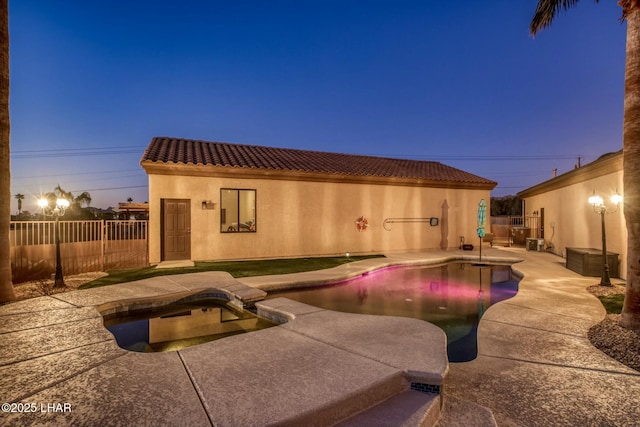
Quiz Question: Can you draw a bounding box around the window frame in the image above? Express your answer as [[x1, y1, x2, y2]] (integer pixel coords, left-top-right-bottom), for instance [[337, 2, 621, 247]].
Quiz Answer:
[[220, 188, 257, 233]]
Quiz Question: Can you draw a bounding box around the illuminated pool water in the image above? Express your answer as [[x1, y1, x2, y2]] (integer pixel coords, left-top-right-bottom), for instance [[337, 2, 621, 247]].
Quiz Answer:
[[104, 298, 277, 352], [267, 262, 519, 362]]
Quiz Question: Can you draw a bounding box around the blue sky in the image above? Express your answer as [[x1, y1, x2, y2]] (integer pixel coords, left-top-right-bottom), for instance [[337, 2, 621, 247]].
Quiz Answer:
[[9, 0, 626, 212]]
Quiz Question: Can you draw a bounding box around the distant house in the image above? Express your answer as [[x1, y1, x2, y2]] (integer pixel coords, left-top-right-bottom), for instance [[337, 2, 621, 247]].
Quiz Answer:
[[117, 202, 150, 220], [517, 151, 626, 279], [140, 137, 497, 264]]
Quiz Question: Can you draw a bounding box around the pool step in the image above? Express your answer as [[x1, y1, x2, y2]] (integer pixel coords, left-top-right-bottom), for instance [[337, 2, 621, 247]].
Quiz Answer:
[[179, 299, 449, 427], [334, 390, 441, 427], [254, 298, 449, 427], [276, 371, 414, 427]]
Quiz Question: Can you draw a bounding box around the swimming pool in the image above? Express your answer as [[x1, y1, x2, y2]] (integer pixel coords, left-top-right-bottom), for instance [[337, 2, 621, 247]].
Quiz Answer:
[[267, 262, 519, 362]]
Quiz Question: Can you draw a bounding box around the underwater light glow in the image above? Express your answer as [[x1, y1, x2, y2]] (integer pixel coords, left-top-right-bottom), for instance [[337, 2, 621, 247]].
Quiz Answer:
[[268, 262, 519, 362]]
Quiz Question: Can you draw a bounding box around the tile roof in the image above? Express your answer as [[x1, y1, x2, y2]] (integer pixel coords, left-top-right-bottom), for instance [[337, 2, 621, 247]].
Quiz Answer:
[[141, 137, 497, 187]]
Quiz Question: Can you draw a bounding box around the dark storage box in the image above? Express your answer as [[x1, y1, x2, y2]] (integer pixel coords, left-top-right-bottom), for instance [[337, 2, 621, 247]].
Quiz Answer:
[[512, 227, 531, 246], [566, 247, 619, 278]]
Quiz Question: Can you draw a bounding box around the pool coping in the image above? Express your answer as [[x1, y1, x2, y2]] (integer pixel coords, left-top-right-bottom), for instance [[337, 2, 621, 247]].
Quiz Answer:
[[236, 250, 523, 292]]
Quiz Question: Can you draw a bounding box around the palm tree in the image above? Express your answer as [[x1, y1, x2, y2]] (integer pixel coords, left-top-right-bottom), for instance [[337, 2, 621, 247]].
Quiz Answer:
[[46, 185, 91, 216], [531, 0, 640, 330], [15, 193, 24, 215], [74, 191, 91, 208], [0, 0, 15, 303], [53, 184, 73, 202]]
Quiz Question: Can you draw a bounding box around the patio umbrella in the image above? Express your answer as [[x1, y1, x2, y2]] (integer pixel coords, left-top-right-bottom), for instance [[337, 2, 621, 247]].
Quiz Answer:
[[477, 199, 487, 262]]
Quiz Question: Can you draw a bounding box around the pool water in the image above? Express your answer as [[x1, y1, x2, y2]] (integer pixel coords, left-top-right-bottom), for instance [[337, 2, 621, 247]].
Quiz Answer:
[[267, 262, 519, 362], [104, 299, 277, 352]]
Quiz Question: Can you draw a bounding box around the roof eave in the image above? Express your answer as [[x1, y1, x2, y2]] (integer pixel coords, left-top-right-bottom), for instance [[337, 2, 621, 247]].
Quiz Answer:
[[140, 161, 496, 190], [517, 152, 623, 199]]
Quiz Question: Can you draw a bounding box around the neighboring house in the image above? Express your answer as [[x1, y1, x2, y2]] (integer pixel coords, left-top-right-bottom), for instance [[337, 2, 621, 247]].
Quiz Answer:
[[140, 137, 497, 264], [517, 151, 626, 279], [117, 202, 150, 220]]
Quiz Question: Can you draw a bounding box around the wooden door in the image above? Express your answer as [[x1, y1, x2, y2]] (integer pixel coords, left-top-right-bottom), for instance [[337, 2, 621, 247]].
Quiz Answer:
[[162, 199, 191, 261]]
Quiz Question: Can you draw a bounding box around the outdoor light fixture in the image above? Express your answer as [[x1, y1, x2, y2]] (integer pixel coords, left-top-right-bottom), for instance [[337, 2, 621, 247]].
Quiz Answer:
[[588, 190, 622, 287], [37, 197, 70, 288]]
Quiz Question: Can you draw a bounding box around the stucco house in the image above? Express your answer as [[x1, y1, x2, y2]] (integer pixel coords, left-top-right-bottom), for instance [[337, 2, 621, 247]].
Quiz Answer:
[[140, 137, 497, 264], [517, 151, 626, 279]]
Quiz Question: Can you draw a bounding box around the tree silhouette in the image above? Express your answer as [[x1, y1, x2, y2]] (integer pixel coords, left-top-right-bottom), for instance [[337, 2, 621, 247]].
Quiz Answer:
[[0, 0, 15, 303], [14, 193, 24, 214], [40, 185, 93, 219]]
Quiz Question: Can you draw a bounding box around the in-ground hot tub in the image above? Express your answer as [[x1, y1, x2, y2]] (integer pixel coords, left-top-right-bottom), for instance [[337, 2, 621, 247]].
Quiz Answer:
[[100, 290, 277, 352]]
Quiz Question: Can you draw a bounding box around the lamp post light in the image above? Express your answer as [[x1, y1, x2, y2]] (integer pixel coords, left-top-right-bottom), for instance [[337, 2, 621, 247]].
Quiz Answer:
[[37, 197, 70, 288], [588, 191, 623, 287]]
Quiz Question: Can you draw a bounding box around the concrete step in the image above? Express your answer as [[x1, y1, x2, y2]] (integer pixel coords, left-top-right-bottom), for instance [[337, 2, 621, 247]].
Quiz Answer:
[[334, 390, 441, 427], [155, 260, 195, 268], [180, 325, 414, 427], [280, 373, 413, 427], [249, 298, 450, 427]]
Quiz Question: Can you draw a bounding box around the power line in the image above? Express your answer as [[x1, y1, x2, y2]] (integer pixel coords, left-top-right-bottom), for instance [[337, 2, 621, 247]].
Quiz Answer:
[[12, 145, 147, 153], [11, 146, 583, 162], [363, 153, 583, 161], [11, 146, 146, 159], [67, 185, 148, 193], [12, 169, 142, 180]]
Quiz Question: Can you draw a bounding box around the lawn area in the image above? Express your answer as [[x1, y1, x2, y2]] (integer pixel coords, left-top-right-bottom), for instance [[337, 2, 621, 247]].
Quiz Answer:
[[80, 255, 385, 289], [598, 294, 624, 314]]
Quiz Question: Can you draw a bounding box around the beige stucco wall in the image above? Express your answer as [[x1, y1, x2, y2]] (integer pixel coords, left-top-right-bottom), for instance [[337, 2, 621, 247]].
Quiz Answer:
[[147, 173, 491, 263], [521, 167, 626, 279]]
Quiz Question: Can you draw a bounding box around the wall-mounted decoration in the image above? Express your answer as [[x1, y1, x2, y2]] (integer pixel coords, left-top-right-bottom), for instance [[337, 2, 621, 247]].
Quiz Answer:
[[202, 201, 216, 210], [354, 216, 369, 232]]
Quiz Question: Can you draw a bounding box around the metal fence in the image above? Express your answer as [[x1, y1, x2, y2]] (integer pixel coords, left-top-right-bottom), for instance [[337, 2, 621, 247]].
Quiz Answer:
[[490, 215, 541, 246], [9, 220, 148, 284]]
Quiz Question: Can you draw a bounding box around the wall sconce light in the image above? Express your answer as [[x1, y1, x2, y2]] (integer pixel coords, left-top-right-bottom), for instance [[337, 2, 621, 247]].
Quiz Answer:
[[202, 201, 216, 210]]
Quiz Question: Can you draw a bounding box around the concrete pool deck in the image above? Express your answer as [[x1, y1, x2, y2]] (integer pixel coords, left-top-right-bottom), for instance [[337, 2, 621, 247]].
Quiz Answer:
[[441, 247, 640, 427], [1, 247, 639, 426]]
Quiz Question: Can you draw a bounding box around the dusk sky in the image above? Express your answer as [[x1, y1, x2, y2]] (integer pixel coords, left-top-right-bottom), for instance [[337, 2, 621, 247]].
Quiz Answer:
[[9, 0, 626, 212]]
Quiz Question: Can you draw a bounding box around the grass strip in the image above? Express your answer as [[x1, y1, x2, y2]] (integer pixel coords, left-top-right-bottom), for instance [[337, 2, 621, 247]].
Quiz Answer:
[[598, 294, 624, 314], [80, 255, 385, 289]]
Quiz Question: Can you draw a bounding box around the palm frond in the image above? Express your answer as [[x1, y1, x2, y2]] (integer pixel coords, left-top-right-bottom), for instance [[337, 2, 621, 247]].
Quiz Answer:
[[530, 0, 597, 36], [618, 0, 640, 21]]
